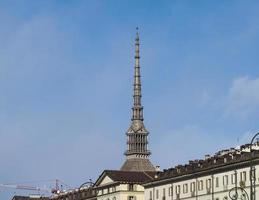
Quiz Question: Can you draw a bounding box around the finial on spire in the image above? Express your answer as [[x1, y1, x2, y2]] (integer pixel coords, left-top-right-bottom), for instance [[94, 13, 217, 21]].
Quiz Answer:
[[136, 27, 139, 40]]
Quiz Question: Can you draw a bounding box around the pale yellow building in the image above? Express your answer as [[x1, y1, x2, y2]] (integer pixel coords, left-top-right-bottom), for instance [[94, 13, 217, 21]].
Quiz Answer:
[[95, 170, 156, 200]]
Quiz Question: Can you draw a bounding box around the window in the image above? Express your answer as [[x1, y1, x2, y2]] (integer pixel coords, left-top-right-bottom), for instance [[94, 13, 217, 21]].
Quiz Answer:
[[231, 174, 236, 184], [128, 184, 134, 191], [175, 185, 180, 194], [223, 175, 229, 186], [215, 177, 219, 187], [156, 190, 159, 199], [240, 171, 247, 182], [128, 196, 135, 200], [206, 179, 211, 189], [190, 182, 195, 192], [163, 188, 166, 197], [198, 180, 203, 191], [162, 188, 166, 200], [183, 184, 188, 194], [168, 186, 173, 196]]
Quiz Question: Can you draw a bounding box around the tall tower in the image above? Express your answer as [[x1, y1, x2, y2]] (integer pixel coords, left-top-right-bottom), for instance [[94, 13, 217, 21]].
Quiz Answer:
[[121, 29, 155, 172]]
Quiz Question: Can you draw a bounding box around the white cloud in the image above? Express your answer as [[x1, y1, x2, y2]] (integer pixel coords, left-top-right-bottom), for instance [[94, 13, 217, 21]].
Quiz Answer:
[[225, 76, 259, 117]]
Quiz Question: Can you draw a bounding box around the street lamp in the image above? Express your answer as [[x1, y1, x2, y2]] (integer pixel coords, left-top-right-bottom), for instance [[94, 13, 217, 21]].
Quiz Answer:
[[229, 170, 249, 200], [249, 133, 259, 200], [79, 179, 94, 189], [229, 132, 259, 200], [229, 186, 249, 200]]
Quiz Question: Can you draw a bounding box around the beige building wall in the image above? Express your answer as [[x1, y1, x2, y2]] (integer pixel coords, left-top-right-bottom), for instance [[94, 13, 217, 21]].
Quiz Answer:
[[97, 183, 145, 200], [145, 165, 259, 200]]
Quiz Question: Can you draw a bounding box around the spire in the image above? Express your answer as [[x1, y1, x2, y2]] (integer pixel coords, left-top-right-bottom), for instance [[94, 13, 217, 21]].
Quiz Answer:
[[121, 29, 155, 171], [132, 27, 143, 121]]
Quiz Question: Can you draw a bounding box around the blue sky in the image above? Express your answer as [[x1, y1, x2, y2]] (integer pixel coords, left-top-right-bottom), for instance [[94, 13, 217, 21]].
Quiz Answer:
[[1, 0, 259, 199]]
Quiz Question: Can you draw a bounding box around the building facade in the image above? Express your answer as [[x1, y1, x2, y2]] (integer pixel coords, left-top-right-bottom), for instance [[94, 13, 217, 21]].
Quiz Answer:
[[94, 170, 155, 200], [144, 144, 259, 200]]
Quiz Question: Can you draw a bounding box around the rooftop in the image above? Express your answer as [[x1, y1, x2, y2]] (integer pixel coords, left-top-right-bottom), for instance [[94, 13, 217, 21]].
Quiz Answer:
[[146, 142, 259, 185], [101, 170, 156, 184]]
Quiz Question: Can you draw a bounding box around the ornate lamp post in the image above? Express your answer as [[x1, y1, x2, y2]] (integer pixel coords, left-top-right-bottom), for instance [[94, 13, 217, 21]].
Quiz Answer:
[[229, 186, 249, 200], [229, 132, 259, 200], [229, 170, 249, 200], [79, 179, 93, 189], [249, 133, 259, 200]]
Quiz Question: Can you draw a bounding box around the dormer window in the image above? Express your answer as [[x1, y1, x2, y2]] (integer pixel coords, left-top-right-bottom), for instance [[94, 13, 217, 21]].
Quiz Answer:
[[128, 196, 135, 200], [128, 184, 134, 191]]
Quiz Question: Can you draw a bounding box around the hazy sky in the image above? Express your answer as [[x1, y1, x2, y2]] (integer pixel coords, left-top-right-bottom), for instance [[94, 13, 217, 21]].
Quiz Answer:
[[1, 1, 259, 199]]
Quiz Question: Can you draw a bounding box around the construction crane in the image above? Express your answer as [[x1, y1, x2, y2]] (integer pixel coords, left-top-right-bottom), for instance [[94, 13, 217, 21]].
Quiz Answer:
[[0, 183, 51, 193], [0, 179, 64, 194]]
